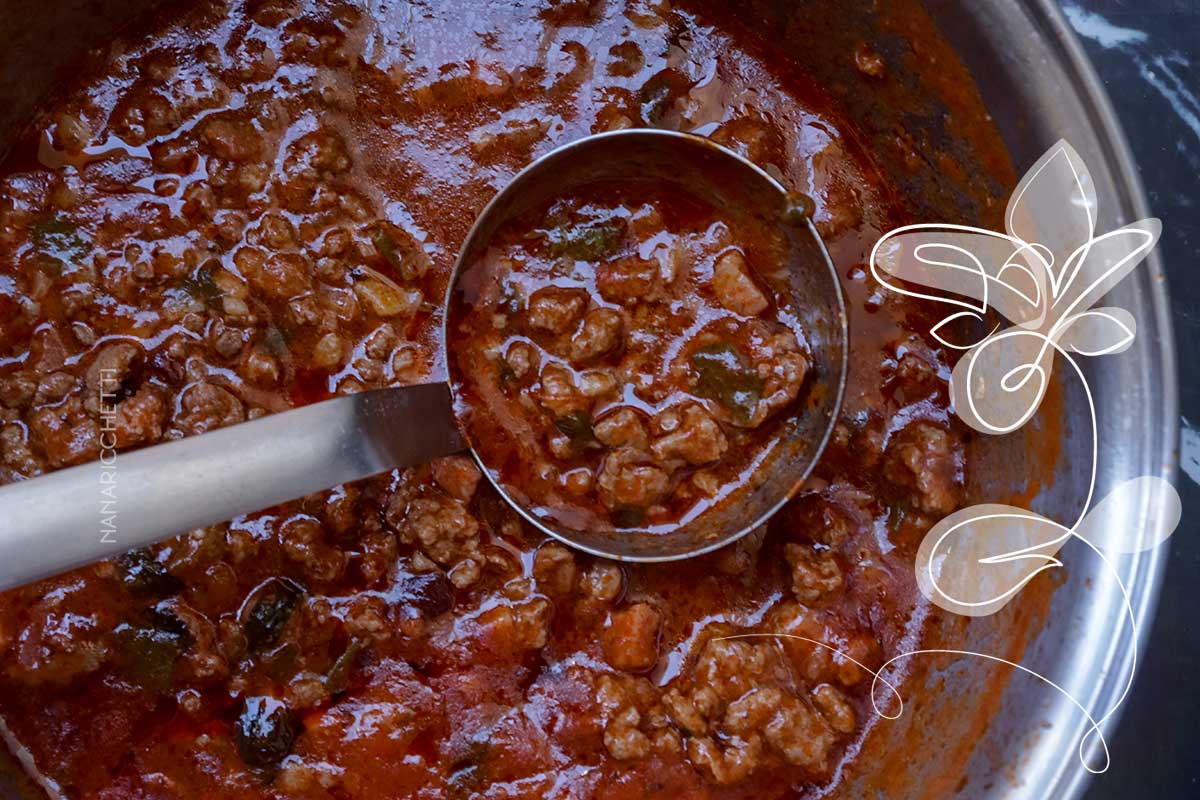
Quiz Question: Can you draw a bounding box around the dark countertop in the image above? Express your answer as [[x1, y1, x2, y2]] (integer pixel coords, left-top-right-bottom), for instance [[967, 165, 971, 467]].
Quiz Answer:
[[1055, 1, 1200, 798]]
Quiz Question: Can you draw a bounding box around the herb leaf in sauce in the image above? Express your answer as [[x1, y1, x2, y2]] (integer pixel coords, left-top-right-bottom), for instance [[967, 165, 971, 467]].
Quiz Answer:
[[395, 571, 454, 618], [116, 548, 183, 597], [324, 638, 365, 694], [372, 228, 404, 271], [264, 642, 299, 683], [114, 623, 187, 692], [261, 325, 290, 359], [234, 696, 301, 775], [612, 506, 646, 528], [495, 356, 517, 384], [545, 221, 624, 261], [244, 579, 303, 653], [180, 264, 221, 306], [32, 214, 89, 273], [692, 341, 763, 425], [554, 410, 597, 449]]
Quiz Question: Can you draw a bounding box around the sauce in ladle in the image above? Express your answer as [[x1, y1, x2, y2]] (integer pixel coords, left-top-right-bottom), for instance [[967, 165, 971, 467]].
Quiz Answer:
[[448, 177, 814, 535]]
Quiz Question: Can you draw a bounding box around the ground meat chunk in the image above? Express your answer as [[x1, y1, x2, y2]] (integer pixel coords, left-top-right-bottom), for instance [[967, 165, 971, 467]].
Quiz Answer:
[[532, 542, 577, 597], [536, 363, 587, 417], [651, 403, 728, 467], [85, 342, 140, 395], [236, 247, 312, 301], [580, 561, 624, 603], [604, 705, 652, 760], [687, 734, 763, 785], [527, 286, 587, 334], [113, 385, 166, 448], [0, 372, 36, 409], [474, 595, 553, 654], [280, 515, 347, 583], [783, 544, 843, 604], [354, 277, 422, 318], [174, 382, 245, 436], [883, 422, 963, 514], [710, 112, 787, 168], [29, 397, 100, 467], [712, 250, 768, 316], [811, 683, 856, 734], [200, 115, 262, 162], [387, 492, 481, 567], [503, 340, 539, 380], [9, 581, 110, 686], [594, 407, 648, 450], [1, 423, 41, 476], [431, 455, 482, 502], [570, 308, 624, 363], [763, 694, 837, 773], [596, 447, 670, 510], [746, 331, 810, 427], [596, 255, 659, 304], [594, 672, 681, 762], [603, 603, 661, 672], [34, 372, 76, 405]]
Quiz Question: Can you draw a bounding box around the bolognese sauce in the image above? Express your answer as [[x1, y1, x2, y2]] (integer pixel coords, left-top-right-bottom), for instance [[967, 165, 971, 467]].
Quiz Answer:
[[448, 180, 812, 534], [0, 0, 973, 797]]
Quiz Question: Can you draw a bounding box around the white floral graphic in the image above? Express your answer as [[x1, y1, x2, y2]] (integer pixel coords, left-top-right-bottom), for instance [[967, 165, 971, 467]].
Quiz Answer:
[[732, 140, 1179, 776], [858, 139, 1181, 773], [870, 140, 1179, 618]]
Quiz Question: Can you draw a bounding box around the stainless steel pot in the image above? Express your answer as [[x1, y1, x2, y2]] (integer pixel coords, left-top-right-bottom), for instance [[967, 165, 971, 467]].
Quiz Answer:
[[0, 1, 1176, 798], [925, 2, 1176, 796]]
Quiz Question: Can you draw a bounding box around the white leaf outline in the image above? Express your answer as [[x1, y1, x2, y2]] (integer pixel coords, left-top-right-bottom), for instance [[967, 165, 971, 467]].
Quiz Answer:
[[920, 505, 1069, 615], [1051, 219, 1161, 321], [1005, 139, 1097, 289], [870, 224, 1050, 336], [954, 326, 1056, 435], [1057, 307, 1136, 356]]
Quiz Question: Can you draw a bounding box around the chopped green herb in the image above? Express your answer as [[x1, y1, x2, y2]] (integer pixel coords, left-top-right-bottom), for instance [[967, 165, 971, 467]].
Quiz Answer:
[[372, 228, 404, 271], [612, 506, 646, 528], [496, 357, 517, 384], [262, 326, 289, 359], [265, 641, 299, 683], [116, 548, 182, 597], [244, 579, 304, 653], [324, 638, 364, 694], [31, 214, 89, 273], [114, 623, 186, 692], [180, 264, 221, 306], [692, 341, 764, 425], [554, 410, 596, 449], [545, 220, 624, 261], [234, 696, 301, 775]]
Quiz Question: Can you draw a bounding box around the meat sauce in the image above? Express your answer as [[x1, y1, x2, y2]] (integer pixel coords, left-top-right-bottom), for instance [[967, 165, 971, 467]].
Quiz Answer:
[[0, 1, 967, 798], [448, 180, 812, 534]]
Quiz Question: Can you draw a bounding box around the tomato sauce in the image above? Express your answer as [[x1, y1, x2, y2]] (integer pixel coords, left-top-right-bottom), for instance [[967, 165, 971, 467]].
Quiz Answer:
[[0, 1, 978, 797]]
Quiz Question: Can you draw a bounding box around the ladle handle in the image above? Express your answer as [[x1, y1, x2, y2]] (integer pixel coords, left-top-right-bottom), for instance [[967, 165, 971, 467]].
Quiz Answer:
[[0, 382, 463, 590]]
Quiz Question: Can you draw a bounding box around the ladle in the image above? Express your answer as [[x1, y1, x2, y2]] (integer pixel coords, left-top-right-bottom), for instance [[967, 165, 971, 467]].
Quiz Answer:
[[0, 129, 847, 590]]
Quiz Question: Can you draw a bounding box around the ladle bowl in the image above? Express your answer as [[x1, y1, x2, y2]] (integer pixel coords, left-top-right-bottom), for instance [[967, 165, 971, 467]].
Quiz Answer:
[[446, 129, 848, 560]]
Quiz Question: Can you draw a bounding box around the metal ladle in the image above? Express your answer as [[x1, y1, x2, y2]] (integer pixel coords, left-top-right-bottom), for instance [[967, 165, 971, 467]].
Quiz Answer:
[[0, 130, 847, 590]]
